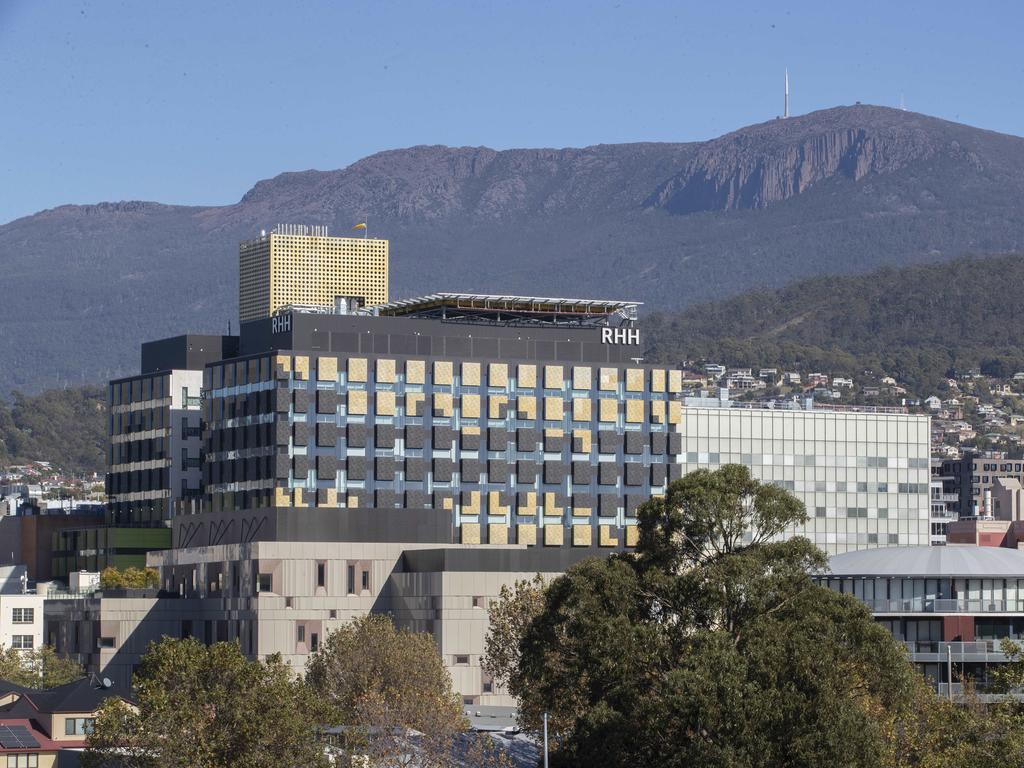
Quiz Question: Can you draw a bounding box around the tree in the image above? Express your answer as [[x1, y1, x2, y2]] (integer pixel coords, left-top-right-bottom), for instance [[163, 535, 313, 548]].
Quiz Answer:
[[0, 644, 84, 688], [99, 566, 159, 589], [483, 574, 546, 692], [83, 638, 330, 768], [500, 465, 927, 768], [306, 615, 476, 768]]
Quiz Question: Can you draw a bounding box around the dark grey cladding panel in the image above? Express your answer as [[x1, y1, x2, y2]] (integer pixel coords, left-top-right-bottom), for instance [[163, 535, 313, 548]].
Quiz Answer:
[[347, 424, 368, 448], [376, 458, 397, 481], [293, 422, 310, 447], [650, 463, 667, 486], [433, 426, 455, 448], [406, 490, 430, 508], [516, 461, 538, 483], [598, 431, 622, 454], [624, 431, 644, 455], [461, 489, 477, 506], [293, 454, 309, 478], [315, 488, 332, 506], [571, 434, 589, 453], [668, 463, 683, 481], [460, 431, 481, 451], [375, 424, 396, 449], [488, 428, 509, 452], [599, 462, 618, 485], [350, 489, 372, 508], [625, 494, 646, 515], [246, 392, 260, 415], [555, 341, 583, 362], [517, 491, 534, 508], [573, 492, 596, 511], [668, 433, 683, 455], [405, 425, 427, 449], [259, 389, 273, 412], [401, 545, 626, 574], [406, 457, 428, 482], [517, 428, 539, 451], [544, 461, 567, 484], [572, 461, 594, 484], [500, 339, 530, 358], [317, 423, 338, 448], [433, 490, 451, 508], [376, 490, 401, 508], [650, 432, 667, 455], [212, 398, 224, 420], [317, 454, 338, 477], [473, 337, 499, 358], [317, 390, 340, 414], [488, 460, 510, 483], [433, 458, 455, 482], [331, 331, 359, 353], [535, 340, 555, 360], [461, 459, 482, 482], [544, 432, 565, 453], [245, 456, 260, 479], [274, 389, 290, 413], [599, 493, 618, 516], [293, 389, 310, 412], [624, 462, 645, 486], [274, 420, 290, 446], [347, 456, 369, 481]]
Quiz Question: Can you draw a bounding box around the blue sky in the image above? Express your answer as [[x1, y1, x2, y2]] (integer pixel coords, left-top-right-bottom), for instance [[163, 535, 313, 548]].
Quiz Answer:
[[1, 0, 1021, 224]]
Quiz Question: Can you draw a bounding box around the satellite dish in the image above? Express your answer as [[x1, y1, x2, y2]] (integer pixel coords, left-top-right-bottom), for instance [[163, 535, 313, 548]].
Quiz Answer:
[[102, 678, 112, 689]]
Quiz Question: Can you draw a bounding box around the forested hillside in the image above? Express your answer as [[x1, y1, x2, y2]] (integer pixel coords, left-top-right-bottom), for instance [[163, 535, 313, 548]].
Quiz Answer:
[[644, 253, 1024, 394], [0, 387, 107, 474]]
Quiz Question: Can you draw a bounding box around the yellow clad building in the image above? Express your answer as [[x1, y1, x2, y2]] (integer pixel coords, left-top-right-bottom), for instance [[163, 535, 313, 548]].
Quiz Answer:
[[239, 224, 388, 323]]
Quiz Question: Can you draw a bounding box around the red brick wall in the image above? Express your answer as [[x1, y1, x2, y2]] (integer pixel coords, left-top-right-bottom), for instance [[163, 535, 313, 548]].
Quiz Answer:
[[943, 616, 975, 642]]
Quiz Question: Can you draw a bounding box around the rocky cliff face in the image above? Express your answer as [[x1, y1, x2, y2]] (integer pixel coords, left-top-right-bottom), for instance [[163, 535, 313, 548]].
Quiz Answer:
[[646, 106, 988, 214]]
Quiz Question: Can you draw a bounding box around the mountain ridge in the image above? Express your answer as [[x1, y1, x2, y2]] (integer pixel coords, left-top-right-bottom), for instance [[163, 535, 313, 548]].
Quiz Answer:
[[3, 104, 1024, 394]]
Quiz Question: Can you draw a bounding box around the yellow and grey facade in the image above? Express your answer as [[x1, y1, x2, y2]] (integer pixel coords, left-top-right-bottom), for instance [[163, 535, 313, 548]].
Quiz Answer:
[[238, 224, 388, 323]]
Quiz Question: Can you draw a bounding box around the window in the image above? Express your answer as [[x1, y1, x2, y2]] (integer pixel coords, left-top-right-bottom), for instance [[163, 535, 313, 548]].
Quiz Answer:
[[98, 637, 115, 649], [361, 570, 369, 591], [12, 607, 34, 624], [7, 755, 38, 768], [317, 562, 326, 589], [472, 596, 484, 609], [310, 632, 319, 652], [11, 635, 33, 650], [65, 717, 96, 736], [257, 574, 272, 593], [347, 565, 356, 595], [455, 654, 469, 665], [297, 625, 305, 643]]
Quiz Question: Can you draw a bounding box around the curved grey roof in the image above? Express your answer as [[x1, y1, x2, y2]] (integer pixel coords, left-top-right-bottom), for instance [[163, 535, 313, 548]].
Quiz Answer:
[[828, 546, 1024, 578]]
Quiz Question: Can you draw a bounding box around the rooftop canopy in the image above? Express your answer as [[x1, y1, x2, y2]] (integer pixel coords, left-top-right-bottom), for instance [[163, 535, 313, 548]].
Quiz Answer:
[[827, 545, 1024, 578], [372, 293, 641, 327]]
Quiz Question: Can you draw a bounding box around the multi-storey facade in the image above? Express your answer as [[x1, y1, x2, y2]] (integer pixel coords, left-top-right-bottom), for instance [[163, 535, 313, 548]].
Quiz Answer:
[[678, 403, 931, 553], [238, 225, 389, 323]]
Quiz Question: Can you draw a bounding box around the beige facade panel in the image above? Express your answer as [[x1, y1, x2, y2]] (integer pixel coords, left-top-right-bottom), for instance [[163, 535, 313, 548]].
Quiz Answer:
[[626, 399, 645, 423], [488, 395, 508, 419], [517, 492, 537, 516], [650, 400, 666, 424], [544, 526, 564, 547], [406, 392, 425, 416], [572, 398, 592, 422], [543, 492, 561, 516], [348, 391, 368, 415], [274, 487, 290, 508], [544, 365, 564, 389], [488, 491, 509, 515], [651, 369, 666, 393], [488, 524, 508, 545], [517, 396, 537, 420], [488, 363, 508, 387], [376, 391, 396, 417], [573, 366, 592, 390], [317, 357, 337, 381], [625, 368, 644, 392], [518, 524, 537, 546], [572, 525, 593, 547], [406, 359, 426, 384], [434, 361, 453, 386], [544, 397, 564, 421], [599, 525, 619, 547], [462, 425, 481, 436], [433, 392, 454, 417], [668, 401, 683, 425], [668, 370, 683, 393], [461, 524, 481, 545], [274, 354, 291, 374], [599, 398, 618, 422], [347, 495, 359, 508], [517, 364, 537, 388], [462, 394, 481, 419], [625, 525, 639, 547], [462, 491, 481, 515], [441, 496, 454, 511], [599, 367, 618, 391], [293, 356, 309, 380], [321, 489, 338, 507], [462, 362, 481, 386], [572, 506, 592, 517], [292, 488, 305, 507], [573, 429, 592, 453], [376, 359, 396, 383], [348, 358, 368, 383]]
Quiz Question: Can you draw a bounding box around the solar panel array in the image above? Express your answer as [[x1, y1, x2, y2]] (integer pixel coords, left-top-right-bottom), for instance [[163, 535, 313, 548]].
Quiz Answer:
[[0, 724, 40, 749]]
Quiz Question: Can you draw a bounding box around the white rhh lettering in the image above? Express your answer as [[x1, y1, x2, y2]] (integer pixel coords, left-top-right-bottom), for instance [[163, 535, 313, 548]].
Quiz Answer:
[[602, 327, 640, 345], [272, 314, 292, 334]]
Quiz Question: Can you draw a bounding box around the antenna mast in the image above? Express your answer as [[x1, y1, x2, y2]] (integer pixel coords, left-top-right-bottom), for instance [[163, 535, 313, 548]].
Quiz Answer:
[[784, 69, 790, 119]]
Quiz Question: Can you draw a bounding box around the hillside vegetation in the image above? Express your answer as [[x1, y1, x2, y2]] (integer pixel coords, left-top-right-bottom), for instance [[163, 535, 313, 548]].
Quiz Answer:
[[0, 386, 107, 474], [644, 253, 1024, 394]]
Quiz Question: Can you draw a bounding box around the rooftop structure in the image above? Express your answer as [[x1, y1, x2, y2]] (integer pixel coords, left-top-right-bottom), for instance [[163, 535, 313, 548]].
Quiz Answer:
[[372, 293, 640, 328], [828, 544, 1024, 578]]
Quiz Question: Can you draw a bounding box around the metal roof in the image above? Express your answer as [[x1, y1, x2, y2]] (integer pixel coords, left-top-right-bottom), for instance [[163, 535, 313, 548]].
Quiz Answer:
[[828, 545, 1024, 578]]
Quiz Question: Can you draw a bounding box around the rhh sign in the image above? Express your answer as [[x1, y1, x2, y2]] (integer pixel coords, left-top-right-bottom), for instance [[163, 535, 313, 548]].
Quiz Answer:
[[271, 313, 292, 334], [601, 327, 640, 345]]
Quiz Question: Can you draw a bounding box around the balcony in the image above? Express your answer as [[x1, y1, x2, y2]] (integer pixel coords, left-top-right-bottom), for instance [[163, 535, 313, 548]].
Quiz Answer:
[[184, 395, 202, 408], [861, 598, 1024, 614], [902, 640, 1009, 662]]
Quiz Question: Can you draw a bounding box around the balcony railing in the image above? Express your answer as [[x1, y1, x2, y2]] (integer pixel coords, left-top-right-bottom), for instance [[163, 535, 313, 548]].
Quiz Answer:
[[862, 598, 1024, 614], [903, 640, 1008, 658]]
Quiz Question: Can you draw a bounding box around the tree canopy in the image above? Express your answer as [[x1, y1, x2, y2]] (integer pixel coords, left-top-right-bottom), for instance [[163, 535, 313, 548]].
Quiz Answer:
[[0, 645, 84, 689]]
